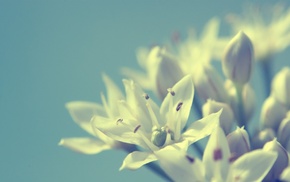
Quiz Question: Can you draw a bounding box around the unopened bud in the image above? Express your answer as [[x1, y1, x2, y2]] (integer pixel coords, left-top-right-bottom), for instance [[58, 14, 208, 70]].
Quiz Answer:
[[222, 31, 254, 86], [277, 116, 290, 150], [272, 67, 290, 106], [260, 96, 287, 132], [227, 127, 250, 162], [155, 48, 184, 99], [263, 139, 289, 181], [225, 80, 255, 122], [193, 64, 228, 103], [251, 128, 275, 149], [202, 99, 234, 135]]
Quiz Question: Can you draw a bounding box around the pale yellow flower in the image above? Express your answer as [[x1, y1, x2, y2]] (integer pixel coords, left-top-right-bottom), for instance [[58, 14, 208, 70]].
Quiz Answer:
[[227, 4, 290, 61]]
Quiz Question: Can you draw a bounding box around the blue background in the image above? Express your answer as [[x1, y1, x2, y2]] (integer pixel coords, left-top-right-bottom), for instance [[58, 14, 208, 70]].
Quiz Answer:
[[1, 1, 289, 181]]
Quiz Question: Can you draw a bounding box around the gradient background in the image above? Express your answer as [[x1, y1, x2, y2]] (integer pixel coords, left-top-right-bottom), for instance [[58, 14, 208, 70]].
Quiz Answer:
[[1, 1, 289, 181]]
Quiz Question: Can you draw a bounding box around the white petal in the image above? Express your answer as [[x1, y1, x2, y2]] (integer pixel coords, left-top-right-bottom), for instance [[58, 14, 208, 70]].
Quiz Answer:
[[119, 151, 157, 170], [280, 166, 290, 181], [66, 101, 105, 135], [59, 137, 111, 154], [183, 110, 221, 143], [228, 149, 278, 182], [160, 75, 194, 138], [155, 146, 205, 182], [102, 74, 124, 117], [92, 116, 150, 150], [203, 126, 230, 181]]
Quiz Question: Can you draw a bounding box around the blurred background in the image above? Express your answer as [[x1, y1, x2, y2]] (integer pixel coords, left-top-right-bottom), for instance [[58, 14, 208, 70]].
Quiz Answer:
[[0, 0, 289, 181]]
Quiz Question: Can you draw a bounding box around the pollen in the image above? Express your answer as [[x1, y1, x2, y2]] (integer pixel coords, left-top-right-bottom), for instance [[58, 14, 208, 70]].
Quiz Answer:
[[167, 88, 175, 96], [143, 93, 150, 100], [213, 148, 223, 161], [186, 155, 195, 163]]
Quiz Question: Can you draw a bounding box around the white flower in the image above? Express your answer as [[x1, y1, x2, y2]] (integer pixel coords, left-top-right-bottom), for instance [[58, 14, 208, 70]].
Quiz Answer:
[[227, 4, 290, 61], [156, 127, 278, 182], [59, 74, 130, 154], [175, 17, 229, 73], [92, 75, 221, 170]]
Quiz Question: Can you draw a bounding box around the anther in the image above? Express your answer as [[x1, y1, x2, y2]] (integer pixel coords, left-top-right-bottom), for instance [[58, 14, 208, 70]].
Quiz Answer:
[[116, 118, 123, 125], [186, 155, 195, 163], [134, 125, 141, 133], [213, 148, 223, 161], [143, 93, 149, 100], [167, 88, 175, 96], [176, 102, 183, 111]]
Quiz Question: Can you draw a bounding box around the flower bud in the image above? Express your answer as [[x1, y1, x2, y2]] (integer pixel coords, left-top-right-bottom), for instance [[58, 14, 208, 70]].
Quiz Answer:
[[202, 99, 234, 135], [225, 80, 255, 123], [260, 96, 287, 132], [193, 63, 228, 103], [272, 67, 290, 106], [263, 139, 289, 181], [251, 128, 275, 149], [155, 49, 184, 99], [222, 31, 254, 86], [277, 116, 290, 149], [227, 127, 250, 162]]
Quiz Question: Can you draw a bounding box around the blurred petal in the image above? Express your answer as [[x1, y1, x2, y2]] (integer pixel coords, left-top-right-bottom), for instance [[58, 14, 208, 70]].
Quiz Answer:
[[203, 126, 230, 180], [228, 150, 277, 181], [119, 151, 157, 170], [183, 110, 221, 143], [66, 101, 105, 135], [59, 137, 111, 154], [280, 166, 290, 181], [155, 146, 204, 182]]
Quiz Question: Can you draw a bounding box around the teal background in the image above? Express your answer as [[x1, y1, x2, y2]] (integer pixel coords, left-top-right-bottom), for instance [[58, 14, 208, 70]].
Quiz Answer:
[[0, 1, 289, 181]]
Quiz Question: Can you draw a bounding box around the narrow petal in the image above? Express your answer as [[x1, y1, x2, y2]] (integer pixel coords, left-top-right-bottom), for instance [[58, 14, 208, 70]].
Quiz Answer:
[[160, 75, 194, 138], [102, 74, 124, 117], [155, 146, 205, 182], [66, 101, 105, 135], [228, 150, 278, 182], [92, 116, 150, 150], [183, 110, 221, 143], [203, 126, 230, 181], [59, 137, 111, 154], [119, 151, 157, 170]]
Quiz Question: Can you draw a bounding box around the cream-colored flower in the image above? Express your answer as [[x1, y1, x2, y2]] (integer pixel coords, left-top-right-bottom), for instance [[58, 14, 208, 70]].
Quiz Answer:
[[227, 4, 290, 61], [92, 75, 221, 170], [59, 74, 131, 154]]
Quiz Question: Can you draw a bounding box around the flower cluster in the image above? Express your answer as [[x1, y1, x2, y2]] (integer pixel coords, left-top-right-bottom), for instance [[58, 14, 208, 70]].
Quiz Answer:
[[60, 3, 290, 182]]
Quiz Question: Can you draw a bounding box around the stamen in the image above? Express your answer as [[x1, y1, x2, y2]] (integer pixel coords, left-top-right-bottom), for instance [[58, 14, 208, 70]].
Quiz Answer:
[[143, 93, 150, 100], [167, 128, 175, 140], [176, 102, 183, 111], [213, 148, 223, 161], [146, 103, 160, 127], [116, 118, 123, 125], [186, 155, 195, 163], [134, 125, 141, 133], [167, 88, 175, 96]]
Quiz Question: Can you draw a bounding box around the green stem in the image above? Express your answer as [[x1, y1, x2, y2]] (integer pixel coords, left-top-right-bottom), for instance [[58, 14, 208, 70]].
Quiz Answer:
[[235, 84, 247, 131], [123, 144, 172, 181]]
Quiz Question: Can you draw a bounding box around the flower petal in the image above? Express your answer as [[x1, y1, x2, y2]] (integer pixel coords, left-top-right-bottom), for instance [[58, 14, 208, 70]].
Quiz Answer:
[[160, 75, 194, 138], [66, 101, 105, 135], [280, 166, 290, 181], [155, 146, 205, 182], [227, 149, 278, 182], [183, 110, 221, 144], [92, 116, 151, 150], [58, 137, 111, 154], [119, 151, 157, 170], [203, 126, 230, 181]]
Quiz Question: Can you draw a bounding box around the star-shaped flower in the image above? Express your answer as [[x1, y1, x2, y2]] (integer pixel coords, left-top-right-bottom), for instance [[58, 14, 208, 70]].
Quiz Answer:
[[59, 74, 132, 154], [156, 127, 278, 182], [92, 75, 221, 170]]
